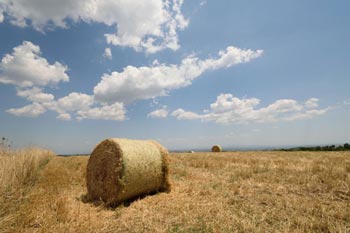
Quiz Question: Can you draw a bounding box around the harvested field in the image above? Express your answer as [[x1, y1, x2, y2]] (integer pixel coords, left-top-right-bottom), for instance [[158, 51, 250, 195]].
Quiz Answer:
[[1, 151, 350, 232]]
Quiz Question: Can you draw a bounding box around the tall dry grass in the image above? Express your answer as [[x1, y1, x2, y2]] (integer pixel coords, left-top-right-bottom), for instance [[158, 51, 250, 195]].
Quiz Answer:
[[0, 146, 54, 231]]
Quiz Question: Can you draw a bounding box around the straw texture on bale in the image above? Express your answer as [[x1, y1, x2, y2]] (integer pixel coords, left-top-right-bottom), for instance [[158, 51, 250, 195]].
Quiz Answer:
[[211, 145, 222, 152], [86, 138, 170, 205]]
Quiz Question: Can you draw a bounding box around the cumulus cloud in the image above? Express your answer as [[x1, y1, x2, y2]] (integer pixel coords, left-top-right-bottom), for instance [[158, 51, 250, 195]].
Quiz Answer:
[[7, 91, 126, 121], [0, 0, 188, 53], [171, 94, 329, 124], [6, 92, 129, 121], [0, 10, 3, 23], [103, 48, 112, 59], [105, 0, 188, 53], [6, 103, 46, 117], [209, 93, 260, 114], [94, 46, 263, 104], [1, 41, 126, 121], [1, 41, 262, 122], [57, 113, 72, 121], [42, 92, 96, 120], [0, 41, 69, 88], [171, 108, 201, 120], [54, 92, 94, 112], [148, 108, 168, 118], [304, 98, 319, 108], [16, 87, 54, 103], [76, 102, 126, 121], [283, 108, 329, 121]]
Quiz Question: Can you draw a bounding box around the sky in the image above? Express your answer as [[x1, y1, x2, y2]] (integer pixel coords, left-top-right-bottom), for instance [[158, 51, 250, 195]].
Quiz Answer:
[[0, 0, 349, 154]]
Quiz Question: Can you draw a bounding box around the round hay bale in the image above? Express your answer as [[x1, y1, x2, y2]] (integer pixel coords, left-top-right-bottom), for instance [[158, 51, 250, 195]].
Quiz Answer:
[[211, 145, 222, 152], [86, 138, 170, 205]]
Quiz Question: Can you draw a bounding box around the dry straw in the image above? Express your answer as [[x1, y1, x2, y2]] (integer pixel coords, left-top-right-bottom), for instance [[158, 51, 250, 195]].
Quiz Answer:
[[86, 138, 170, 206], [211, 145, 222, 152]]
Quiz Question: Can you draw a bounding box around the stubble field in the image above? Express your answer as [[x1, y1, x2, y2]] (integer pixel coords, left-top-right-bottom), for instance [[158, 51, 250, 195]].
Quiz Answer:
[[1, 149, 349, 232]]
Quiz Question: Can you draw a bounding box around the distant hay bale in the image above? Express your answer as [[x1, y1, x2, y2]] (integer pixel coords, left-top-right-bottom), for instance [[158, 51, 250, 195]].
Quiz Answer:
[[86, 138, 170, 206], [188, 150, 195, 153], [211, 145, 222, 152]]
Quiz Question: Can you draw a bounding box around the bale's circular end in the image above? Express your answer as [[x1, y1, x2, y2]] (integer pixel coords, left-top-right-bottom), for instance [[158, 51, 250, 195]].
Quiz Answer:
[[86, 139, 123, 204], [211, 145, 222, 152], [86, 138, 171, 206]]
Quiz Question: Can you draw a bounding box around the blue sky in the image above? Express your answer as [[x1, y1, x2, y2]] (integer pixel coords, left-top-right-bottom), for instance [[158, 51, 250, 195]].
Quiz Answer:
[[0, 0, 349, 154]]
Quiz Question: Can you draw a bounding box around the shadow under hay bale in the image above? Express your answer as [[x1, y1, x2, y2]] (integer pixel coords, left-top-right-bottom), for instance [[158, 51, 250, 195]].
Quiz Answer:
[[212, 145, 222, 152], [86, 138, 171, 206]]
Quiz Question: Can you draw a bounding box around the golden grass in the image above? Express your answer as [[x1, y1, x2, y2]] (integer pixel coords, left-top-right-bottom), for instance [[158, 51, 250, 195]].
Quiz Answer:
[[0, 147, 54, 232], [1, 151, 350, 232]]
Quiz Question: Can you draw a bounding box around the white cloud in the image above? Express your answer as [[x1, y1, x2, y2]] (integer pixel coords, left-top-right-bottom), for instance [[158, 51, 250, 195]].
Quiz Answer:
[[43, 92, 94, 119], [76, 102, 126, 121], [209, 93, 260, 114], [57, 113, 71, 121], [103, 48, 112, 59], [104, 0, 188, 53], [94, 46, 263, 104], [6, 103, 46, 117], [55, 92, 94, 112], [284, 108, 329, 121], [171, 94, 329, 124], [0, 9, 3, 23], [304, 98, 319, 108], [0, 41, 126, 121], [16, 87, 54, 103], [0, 41, 69, 88], [1, 41, 263, 122], [148, 108, 168, 118], [7, 91, 125, 121], [0, 0, 188, 53], [171, 109, 201, 120]]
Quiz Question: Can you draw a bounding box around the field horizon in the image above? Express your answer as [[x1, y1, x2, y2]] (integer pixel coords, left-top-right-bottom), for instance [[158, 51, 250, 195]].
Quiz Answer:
[[55, 142, 350, 156]]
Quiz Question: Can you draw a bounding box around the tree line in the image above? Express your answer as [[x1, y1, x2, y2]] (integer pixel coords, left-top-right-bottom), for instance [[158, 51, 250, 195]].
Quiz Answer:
[[279, 143, 350, 151]]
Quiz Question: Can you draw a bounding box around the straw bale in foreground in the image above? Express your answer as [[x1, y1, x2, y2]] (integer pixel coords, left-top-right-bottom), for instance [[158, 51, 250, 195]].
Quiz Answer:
[[86, 138, 170, 205]]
